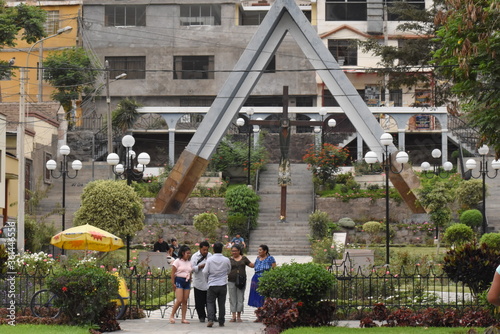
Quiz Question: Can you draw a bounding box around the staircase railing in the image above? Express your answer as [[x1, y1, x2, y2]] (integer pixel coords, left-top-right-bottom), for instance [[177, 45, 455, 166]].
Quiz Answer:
[[448, 114, 481, 153], [323, 116, 356, 146], [92, 127, 108, 162]]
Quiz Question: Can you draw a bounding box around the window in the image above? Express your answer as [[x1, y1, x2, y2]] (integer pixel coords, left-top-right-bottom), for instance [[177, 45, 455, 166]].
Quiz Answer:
[[381, 89, 403, 107], [45, 11, 60, 35], [328, 40, 358, 66], [105, 6, 146, 27], [180, 5, 221, 26], [174, 56, 214, 80], [386, 0, 425, 21], [105, 56, 146, 79], [240, 11, 267, 25], [324, 88, 365, 106], [326, 0, 367, 21]]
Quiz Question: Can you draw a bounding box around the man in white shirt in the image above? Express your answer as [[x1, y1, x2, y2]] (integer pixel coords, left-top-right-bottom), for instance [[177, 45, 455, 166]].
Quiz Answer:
[[203, 241, 231, 328], [190, 241, 212, 322]]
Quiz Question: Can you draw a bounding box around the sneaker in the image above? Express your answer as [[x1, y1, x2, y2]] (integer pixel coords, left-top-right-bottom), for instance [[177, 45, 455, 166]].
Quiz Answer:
[[199, 318, 205, 323], [207, 321, 214, 328], [219, 323, 225, 327]]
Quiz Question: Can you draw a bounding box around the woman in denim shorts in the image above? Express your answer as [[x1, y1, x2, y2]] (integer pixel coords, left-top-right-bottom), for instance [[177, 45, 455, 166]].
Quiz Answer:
[[170, 245, 192, 324]]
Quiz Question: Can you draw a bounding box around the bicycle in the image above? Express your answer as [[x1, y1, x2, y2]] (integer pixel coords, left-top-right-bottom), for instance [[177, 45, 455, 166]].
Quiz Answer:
[[30, 273, 129, 320]]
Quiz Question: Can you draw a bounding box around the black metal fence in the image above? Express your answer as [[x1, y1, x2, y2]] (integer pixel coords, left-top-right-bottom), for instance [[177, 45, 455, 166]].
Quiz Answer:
[[1, 263, 480, 319], [0, 266, 183, 318], [329, 259, 478, 318]]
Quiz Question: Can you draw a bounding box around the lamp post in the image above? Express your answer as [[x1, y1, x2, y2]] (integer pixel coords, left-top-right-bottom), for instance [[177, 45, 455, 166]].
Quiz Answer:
[[364, 133, 409, 265], [237, 108, 255, 186], [420, 149, 453, 239], [420, 149, 453, 179], [46, 145, 82, 254], [318, 108, 337, 145], [107, 135, 150, 264], [105, 60, 127, 179], [465, 145, 500, 235], [17, 25, 73, 252]]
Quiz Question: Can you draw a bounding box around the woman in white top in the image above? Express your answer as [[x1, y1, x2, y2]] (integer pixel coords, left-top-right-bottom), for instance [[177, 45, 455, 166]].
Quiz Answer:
[[170, 245, 192, 324]]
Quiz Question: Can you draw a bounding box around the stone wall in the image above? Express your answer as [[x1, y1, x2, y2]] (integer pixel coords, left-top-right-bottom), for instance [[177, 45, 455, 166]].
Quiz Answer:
[[316, 197, 414, 222]]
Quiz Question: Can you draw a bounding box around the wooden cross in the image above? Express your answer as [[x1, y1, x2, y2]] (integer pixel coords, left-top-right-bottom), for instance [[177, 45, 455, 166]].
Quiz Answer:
[[248, 86, 327, 222]]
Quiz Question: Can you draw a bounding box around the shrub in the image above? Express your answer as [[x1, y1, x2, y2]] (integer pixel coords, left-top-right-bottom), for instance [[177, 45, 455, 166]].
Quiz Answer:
[[308, 210, 332, 240], [255, 298, 299, 333], [456, 179, 484, 210], [258, 262, 335, 305], [11, 251, 55, 274], [24, 219, 56, 253], [480, 233, 500, 250], [336, 172, 354, 184], [443, 223, 475, 246], [46, 266, 119, 325], [193, 212, 220, 240], [73, 180, 145, 238], [363, 221, 382, 235], [302, 143, 350, 187], [310, 237, 343, 264], [0, 245, 7, 274], [338, 217, 356, 229], [366, 183, 380, 190], [224, 185, 259, 229], [227, 214, 249, 240], [345, 178, 361, 191], [257, 263, 336, 330], [443, 241, 500, 296], [459, 209, 483, 229]]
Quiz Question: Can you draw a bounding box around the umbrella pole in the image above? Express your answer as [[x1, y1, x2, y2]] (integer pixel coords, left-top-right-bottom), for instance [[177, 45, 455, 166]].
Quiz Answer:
[[126, 235, 130, 265]]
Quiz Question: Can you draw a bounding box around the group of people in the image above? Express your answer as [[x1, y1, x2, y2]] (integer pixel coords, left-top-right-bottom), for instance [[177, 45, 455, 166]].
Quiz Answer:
[[168, 240, 275, 328], [153, 236, 180, 258]]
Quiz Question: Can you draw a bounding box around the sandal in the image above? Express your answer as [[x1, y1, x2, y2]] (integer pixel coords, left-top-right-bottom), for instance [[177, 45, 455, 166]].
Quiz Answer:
[[169, 318, 175, 324], [181, 320, 190, 324], [237, 318, 242, 322], [229, 318, 236, 322]]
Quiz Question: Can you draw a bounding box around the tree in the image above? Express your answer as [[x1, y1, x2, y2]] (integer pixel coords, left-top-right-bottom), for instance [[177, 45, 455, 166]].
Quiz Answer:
[[112, 98, 142, 135], [416, 179, 456, 238], [43, 47, 99, 121], [73, 180, 144, 238], [302, 143, 349, 188], [358, 1, 451, 105], [433, 0, 500, 156], [0, 2, 46, 78]]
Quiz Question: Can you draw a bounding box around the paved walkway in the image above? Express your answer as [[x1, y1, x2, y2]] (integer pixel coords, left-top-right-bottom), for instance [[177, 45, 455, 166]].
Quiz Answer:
[[118, 256, 318, 333]]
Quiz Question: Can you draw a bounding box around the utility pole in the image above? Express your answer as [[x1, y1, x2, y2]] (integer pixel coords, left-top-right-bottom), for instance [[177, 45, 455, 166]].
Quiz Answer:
[[17, 68, 26, 253], [106, 60, 113, 178]]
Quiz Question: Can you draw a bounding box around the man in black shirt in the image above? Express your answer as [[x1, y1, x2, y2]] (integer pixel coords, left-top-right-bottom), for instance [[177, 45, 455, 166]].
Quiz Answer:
[[153, 236, 170, 253]]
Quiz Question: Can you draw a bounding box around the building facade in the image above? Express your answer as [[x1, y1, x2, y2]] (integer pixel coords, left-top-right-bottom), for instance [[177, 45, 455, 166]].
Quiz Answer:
[[78, 0, 460, 167]]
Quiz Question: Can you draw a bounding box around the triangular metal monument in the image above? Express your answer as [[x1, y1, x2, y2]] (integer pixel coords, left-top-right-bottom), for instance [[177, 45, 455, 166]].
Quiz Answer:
[[153, 0, 422, 214]]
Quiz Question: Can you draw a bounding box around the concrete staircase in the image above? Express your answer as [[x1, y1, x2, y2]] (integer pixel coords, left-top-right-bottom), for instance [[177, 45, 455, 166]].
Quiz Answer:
[[36, 162, 110, 230], [249, 163, 314, 256]]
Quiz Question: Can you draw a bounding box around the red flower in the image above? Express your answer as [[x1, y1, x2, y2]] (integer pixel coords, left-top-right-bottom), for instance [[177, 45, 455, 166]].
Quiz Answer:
[[297, 302, 303, 307], [62, 286, 68, 292]]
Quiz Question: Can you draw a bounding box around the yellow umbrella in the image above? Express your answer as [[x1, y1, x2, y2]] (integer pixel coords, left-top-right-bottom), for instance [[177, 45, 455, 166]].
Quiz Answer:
[[51, 224, 124, 252]]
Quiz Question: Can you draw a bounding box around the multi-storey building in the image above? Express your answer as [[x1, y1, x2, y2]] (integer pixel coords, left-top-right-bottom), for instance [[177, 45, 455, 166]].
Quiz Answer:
[[1, 0, 81, 103], [79, 0, 460, 165], [0, 1, 79, 222]]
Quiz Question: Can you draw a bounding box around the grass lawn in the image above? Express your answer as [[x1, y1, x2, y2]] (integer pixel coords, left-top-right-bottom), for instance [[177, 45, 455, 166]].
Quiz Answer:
[[283, 327, 484, 334], [0, 324, 91, 334], [374, 246, 448, 257]]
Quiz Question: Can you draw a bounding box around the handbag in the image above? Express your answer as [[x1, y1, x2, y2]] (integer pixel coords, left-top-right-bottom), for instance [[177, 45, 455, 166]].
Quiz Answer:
[[235, 269, 246, 290]]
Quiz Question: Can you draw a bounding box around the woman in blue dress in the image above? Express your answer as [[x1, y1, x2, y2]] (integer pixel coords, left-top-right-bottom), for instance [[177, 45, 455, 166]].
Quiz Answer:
[[248, 244, 276, 309]]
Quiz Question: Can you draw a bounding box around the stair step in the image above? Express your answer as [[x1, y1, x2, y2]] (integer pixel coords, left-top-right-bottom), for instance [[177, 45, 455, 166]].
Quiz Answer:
[[252, 163, 313, 255]]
